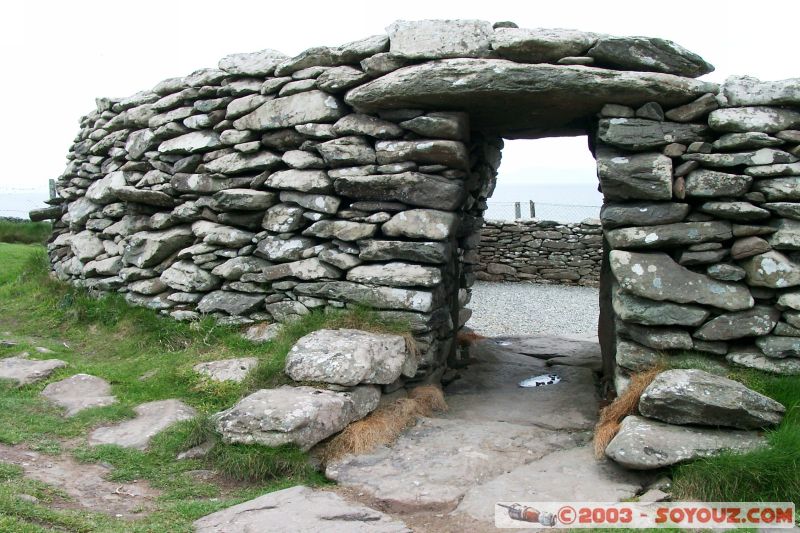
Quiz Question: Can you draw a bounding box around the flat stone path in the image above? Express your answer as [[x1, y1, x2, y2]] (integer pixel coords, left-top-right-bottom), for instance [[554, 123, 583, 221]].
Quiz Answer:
[[0, 356, 67, 386], [326, 337, 648, 530], [41, 373, 116, 416], [89, 399, 197, 450], [194, 485, 410, 532]]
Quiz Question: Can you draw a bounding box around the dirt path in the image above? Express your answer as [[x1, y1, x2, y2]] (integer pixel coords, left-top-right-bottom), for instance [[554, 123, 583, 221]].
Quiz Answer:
[[0, 443, 160, 519]]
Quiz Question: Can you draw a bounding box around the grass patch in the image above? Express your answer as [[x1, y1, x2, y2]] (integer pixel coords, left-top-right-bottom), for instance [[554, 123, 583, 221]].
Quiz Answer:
[[0, 243, 411, 530], [671, 366, 800, 507], [0, 220, 51, 245]]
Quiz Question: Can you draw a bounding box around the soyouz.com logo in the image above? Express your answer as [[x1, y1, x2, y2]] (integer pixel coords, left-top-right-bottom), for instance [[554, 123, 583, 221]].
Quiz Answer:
[[494, 502, 796, 528]]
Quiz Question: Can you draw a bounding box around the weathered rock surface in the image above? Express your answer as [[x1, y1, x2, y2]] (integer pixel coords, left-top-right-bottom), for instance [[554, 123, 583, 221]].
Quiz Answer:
[[756, 335, 800, 358], [600, 202, 689, 229], [610, 251, 753, 311], [456, 446, 644, 523], [727, 348, 800, 375], [490, 27, 599, 63], [598, 118, 708, 151], [709, 106, 800, 133], [639, 369, 784, 428], [382, 209, 458, 240], [588, 36, 713, 77], [0, 357, 67, 386], [387, 19, 493, 59], [40, 374, 116, 416], [197, 290, 264, 316], [285, 329, 412, 386], [295, 281, 435, 312], [684, 169, 752, 198], [334, 172, 464, 210], [213, 385, 380, 451], [122, 227, 194, 268], [596, 149, 673, 201], [193, 485, 410, 533], [193, 358, 259, 383], [358, 240, 449, 264], [722, 75, 800, 107], [741, 251, 800, 288], [234, 90, 345, 130], [242, 322, 283, 343], [89, 400, 197, 450], [605, 415, 765, 469], [347, 262, 442, 287], [605, 221, 732, 249], [693, 306, 780, 341], [613, 290, 708, 326]]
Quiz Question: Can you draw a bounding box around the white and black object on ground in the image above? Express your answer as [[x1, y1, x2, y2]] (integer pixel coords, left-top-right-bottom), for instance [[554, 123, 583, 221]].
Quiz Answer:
[[518, 374, 561, 388]]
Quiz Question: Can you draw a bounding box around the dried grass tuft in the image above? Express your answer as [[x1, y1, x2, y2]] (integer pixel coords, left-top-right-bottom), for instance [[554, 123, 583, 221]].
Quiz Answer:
[[456, 330, 486, 347], [593, 365, 663, 459], [322, 385, 448, 463]]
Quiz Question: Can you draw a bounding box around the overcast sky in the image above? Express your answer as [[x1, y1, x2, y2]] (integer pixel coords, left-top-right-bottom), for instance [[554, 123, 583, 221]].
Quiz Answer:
[[2, 0, 798, 195]]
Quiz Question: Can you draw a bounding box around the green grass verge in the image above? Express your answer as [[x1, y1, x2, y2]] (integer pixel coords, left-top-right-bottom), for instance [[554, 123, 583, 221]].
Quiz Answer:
[[0, 220, 51, 245], [0, 244, 409, 531], [670, 364, 800, 508]]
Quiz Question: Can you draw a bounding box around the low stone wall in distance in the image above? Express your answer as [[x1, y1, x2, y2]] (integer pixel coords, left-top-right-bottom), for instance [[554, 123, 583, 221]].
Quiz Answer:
[[475, 219, 602, 286]]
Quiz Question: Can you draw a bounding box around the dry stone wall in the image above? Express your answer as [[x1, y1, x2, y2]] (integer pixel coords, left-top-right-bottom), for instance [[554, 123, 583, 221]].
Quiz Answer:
[[475, 219, 602, 285], [33, 19, 800, 389]]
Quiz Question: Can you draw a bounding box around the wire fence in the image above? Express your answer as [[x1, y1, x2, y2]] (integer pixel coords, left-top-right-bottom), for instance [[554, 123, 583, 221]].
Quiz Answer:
[[484, 201, 601, 223], [0, 186, 52, 219]]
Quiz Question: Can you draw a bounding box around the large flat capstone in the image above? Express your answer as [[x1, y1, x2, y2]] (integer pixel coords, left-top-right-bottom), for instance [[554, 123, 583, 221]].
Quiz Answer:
[[345, 59, 716, 138]]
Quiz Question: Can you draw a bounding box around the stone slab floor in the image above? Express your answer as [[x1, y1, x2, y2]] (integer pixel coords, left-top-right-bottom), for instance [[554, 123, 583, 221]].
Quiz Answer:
[[325, 337, 652, 532]]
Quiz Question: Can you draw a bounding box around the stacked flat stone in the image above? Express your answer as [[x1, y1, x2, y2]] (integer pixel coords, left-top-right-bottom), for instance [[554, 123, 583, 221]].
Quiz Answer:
[[598, 77, 800, 385], [475, 219, 601, 285], [34, 19, 800, 391], [604, 369, 784, 469]]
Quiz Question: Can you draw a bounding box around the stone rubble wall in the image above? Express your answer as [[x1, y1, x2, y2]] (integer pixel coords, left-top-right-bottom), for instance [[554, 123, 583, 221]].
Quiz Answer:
[[35, 19, 800, 390], [474, 219, 602, 286]]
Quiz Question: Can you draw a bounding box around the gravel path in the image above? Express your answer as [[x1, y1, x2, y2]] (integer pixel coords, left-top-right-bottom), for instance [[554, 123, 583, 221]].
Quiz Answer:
[[466, 281, 599, 339]]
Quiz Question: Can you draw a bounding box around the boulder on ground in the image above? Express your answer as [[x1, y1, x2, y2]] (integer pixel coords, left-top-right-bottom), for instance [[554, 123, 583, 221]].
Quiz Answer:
[[638, 369, 784, 429], [213, 385, 380, 451], [285, 329, 413, 386], [605, 415, 765, 469]]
